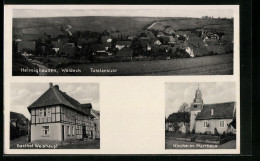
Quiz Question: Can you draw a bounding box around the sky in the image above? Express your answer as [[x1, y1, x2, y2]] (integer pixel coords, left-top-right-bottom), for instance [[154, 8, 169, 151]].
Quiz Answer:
[[13, 8, 234, 18], [10, 82, 100, 119], [165, 82, 236, 118]]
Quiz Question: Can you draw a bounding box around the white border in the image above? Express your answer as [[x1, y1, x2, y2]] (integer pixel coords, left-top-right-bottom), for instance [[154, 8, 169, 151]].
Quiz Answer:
[[4, 5, 240, 154]]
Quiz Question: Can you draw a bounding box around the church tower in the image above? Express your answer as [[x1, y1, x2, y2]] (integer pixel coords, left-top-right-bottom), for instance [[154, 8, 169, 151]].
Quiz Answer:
[[190, 84, 204, 132]]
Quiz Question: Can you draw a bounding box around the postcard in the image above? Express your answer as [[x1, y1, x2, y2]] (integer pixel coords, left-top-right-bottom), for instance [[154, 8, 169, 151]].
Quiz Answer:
[[4, 5, 240, 155]]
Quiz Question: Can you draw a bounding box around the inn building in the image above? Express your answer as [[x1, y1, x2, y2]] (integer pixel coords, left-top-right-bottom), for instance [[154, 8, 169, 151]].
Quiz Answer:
[[27, 83, 97, 143]]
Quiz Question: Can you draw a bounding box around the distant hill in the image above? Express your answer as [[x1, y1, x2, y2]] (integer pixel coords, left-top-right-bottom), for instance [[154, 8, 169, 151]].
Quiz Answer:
[[13, 16, 233, 38], [13, 16, 168, 36]]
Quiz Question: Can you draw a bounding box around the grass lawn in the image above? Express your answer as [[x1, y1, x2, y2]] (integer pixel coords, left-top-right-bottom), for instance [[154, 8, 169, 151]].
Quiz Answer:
[[165, 138, 236, 149], [52, 53, 233, 76]]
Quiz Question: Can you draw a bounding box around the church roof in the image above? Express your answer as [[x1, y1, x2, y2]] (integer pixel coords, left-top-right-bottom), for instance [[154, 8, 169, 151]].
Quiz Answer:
[[27, 83, 92, 115], [195, 102, 235, 120]]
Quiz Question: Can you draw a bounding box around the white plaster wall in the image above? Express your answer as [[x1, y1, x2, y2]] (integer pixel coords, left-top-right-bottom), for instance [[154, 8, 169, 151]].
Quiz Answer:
[[195, 119, 234, 134], [31, 123, 62, 142]]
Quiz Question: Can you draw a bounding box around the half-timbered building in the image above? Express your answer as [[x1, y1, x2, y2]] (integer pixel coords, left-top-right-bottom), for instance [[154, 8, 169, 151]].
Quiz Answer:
[[27, 83, 96, 143]]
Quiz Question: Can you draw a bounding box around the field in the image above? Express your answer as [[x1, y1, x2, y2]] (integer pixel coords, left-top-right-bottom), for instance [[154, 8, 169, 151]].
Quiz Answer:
[[50, 53, 233, 76], [13, 16, 233, 39]]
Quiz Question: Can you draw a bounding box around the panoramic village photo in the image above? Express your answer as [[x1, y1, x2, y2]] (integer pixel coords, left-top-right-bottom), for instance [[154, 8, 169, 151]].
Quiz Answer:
[[9, 82, 100, 149], [165, 82, 237, 149], [12, 6, 234, 76]]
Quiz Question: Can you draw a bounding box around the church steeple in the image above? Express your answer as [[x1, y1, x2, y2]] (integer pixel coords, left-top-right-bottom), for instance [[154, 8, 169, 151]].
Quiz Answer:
[[193, 84, 203, 104]]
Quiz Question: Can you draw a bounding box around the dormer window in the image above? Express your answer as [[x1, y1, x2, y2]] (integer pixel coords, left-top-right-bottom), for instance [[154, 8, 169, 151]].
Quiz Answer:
[[211, 109, 214, 115]]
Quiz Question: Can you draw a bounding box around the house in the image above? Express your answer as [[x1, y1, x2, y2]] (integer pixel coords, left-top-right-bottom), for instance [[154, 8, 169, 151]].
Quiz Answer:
[[190, 86, 236, 134], [157, 32, 165, 38], [160, 45, 172, 52], [164, 27, 175, 35], [185, 47, 195, 57], [17, 41, 36, 52], [164, 36, 176, 44], [52, 41, 63, 52], [101, 36, 112, 44], [116, 41, 132, 50], [77, 38, 88, 48], [139, 37, 150, 44], [91, 109, 100, 139], [27, 83, 96, 143], [166, 112, 190, 133], [117, 47, 133, 59], [59, 44, 77, 57], [150, 44, 160, 53], [151, 39, 162, 46], [127, 35, 137, 40], [10, 111, 29, 137], [140, 43, 151, 51]]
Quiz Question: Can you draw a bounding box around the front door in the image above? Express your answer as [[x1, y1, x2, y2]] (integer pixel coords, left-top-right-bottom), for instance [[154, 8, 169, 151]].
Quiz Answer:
[[62, 125, 64, 141], [82, 126, 87, 138], [90, 131, 93, 139]]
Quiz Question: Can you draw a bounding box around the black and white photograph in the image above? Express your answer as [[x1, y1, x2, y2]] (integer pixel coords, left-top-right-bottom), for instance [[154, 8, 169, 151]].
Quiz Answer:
[[11, 5, 235, 76], [9, 82, 100, 149], [165, 82, 237, 149]]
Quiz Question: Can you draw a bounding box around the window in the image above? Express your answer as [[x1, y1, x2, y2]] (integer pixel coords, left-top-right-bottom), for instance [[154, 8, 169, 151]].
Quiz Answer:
[[39, 109, 43, 117], [42, 126, 49, 136], [47, 108, 51, 117], [68, 126, 70, 136], [220, 120, 225, 127], [203, 121, 208, 128], [44, 108, 47, 117], [194, 105, 197, 108], [72, 126, 75, 136]]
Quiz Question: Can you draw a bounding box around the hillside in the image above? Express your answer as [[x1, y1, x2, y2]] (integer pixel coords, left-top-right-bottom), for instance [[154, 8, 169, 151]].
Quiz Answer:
[[13, 16, 233, 38]]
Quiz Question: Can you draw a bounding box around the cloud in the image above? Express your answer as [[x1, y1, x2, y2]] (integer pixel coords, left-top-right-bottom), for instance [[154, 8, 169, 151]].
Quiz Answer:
[[10, 83, 100, 119], [165, 82, 236, 117]]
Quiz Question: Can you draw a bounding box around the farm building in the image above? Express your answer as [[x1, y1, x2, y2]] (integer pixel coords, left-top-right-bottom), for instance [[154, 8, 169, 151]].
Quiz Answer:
[[10, 111, 29, 139], [52, 41, 63, 52], [190, 86, 236, 134], [116, 41, 132, 50], [164, 27, 176, 35], [157, 32, 165, 38], [27, 83, 97, 143]]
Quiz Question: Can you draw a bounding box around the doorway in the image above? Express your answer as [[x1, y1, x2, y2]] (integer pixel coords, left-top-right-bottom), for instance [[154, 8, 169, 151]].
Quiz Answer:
[[62, 125, 65, 141]]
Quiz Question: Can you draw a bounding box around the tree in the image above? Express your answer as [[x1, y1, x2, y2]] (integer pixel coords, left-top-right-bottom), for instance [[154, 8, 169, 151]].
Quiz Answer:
[[177, 103, 190, 125], [178, 103, 190, 113]]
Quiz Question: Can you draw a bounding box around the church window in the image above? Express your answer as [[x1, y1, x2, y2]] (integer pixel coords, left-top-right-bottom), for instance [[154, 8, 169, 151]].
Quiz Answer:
[[203, 121, 208, 128], [220, 120, 225, 127]]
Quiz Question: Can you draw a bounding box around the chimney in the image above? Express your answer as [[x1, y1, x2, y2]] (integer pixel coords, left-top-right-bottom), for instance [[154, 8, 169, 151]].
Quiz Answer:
[[54, 85, 59, 90], [211, 109, 214, 115], [49, 83, 53, 88]]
